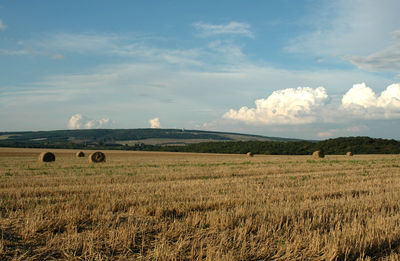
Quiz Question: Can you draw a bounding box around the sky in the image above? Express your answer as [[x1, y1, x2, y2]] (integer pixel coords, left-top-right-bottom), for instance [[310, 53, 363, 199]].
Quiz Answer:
[[1, 0, 400, 140]]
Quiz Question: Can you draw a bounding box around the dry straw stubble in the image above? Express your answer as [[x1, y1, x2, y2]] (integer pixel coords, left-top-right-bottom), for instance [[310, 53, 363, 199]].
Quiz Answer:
[[4, 148, 400, 260], [88, 151, 106, 163]]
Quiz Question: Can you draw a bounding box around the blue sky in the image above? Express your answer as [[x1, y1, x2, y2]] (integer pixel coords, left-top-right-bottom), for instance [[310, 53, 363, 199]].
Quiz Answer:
[[1, 0, 400, 139]]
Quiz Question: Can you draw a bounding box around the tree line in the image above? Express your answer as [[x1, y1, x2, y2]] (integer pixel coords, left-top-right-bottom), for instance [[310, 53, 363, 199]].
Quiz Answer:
[[152, 136, 400, 155]]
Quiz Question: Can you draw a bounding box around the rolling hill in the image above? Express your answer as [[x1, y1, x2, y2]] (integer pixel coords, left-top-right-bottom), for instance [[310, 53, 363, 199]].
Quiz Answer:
[[0, 128, 299, 148]]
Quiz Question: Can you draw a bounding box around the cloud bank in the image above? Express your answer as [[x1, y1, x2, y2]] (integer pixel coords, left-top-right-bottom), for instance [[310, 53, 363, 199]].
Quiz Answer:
[[224, 87, 328, 125], [68, 114, 112, 129], [224, 83, 400, 126], [149, 117, 161, 128]]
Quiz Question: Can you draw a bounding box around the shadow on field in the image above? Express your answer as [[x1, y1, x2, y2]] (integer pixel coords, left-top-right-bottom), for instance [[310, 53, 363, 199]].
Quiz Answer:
[[336, 238, 400, 260]]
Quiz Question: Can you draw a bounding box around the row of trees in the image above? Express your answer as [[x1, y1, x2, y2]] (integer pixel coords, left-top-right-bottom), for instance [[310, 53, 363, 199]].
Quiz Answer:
[[154, 137, 400, 155]]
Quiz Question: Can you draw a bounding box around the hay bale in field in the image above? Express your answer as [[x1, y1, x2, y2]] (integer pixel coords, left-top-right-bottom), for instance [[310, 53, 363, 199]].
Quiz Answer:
[[76, 151, 85, 158], [312, 150, 325, 158], [346, 151, 353, 157], [89, 151, 106, 163], [38, 152, 55, 162], [247, 152, 254, 157]]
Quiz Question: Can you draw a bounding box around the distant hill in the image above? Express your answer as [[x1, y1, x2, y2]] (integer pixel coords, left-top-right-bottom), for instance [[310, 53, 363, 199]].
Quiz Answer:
[[0, 128, 299, 149], [1, 129, 398, 155]]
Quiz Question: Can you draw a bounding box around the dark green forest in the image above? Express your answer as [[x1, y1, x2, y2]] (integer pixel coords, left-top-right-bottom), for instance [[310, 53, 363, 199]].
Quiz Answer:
[[156, 137, 400, 155], [0, 129, 399, 155]]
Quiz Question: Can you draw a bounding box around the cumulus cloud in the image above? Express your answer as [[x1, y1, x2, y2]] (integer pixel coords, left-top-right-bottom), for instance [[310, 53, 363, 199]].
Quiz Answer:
[[342, 83, 378, 109], [149, 117, 161, 128], [223, 87, 328, 125], [68, 114, 112, 129], [342, 83, 400, 118], [193, 21, 254, 38], [0, 19, 6, 30]]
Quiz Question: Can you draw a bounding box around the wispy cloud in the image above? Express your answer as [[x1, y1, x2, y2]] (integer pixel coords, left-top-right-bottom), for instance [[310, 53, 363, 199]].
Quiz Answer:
[[348, 30, 400, 72], [285, 0, 400, 57], [29, 32, 205, 66], [0, 19, 6, 30], [35, 33, 119, 54], [193, 21, 254, 38], [0, 49, 30, 56], [15, 31, 258, 69]]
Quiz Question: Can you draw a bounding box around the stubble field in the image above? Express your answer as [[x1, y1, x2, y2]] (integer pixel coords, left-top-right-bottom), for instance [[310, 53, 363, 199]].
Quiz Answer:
[[1, 148, 400, 260]]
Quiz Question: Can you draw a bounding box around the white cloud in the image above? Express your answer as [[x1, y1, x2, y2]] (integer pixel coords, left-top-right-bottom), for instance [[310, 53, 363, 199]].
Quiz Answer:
[[149, 117, 161, 128], [68, 114, 112, 129], [193, 21, 254, 38], [341, 83, 400, 118], [223, 87, 328, 125], [342, 83, 377, 109], [0, 19, 6, 30]]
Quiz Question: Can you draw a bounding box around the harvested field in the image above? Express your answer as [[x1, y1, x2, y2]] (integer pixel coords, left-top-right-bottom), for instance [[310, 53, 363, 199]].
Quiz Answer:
[[1, 147, 400, 260]]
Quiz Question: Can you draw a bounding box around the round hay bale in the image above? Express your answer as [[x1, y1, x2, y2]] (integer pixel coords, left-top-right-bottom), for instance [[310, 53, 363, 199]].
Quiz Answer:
[[247, 152, 254, 157], [89, 151, 106, 163], [38, 152, 55, 162], [346, 151, 353, 157], [312, 150, 325, 158], [76, 151, 85, 158]]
